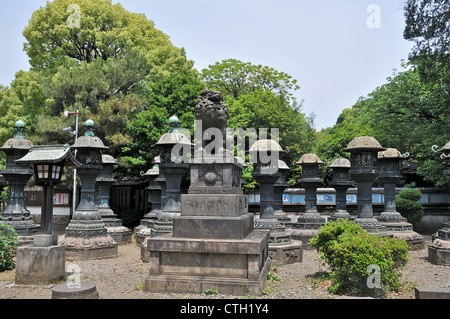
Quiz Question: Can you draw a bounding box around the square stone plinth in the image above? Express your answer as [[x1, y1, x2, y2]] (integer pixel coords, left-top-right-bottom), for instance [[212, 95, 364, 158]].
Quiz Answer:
[[145, 230, 271, 296], [15, 245, 66, 285], [172, 213, 254, 239]]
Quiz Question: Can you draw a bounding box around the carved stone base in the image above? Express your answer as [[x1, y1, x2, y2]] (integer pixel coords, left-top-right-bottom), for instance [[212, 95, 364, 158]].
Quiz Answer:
[[389, 231, 425, 250], [144, 230, 271, 296], [328, 210, 352, 222], [289, 229, 320, 250], [428, 239, 450, 265], [135, 227, 151, 247], [274, 211, 292, 225], [0, 217, 41, 237], [107, 226, 132, 244], [61, 235, 118, 261], [353, 217, 388, 235], [268, 240, 303, 266], [150, 220, 173, 238]]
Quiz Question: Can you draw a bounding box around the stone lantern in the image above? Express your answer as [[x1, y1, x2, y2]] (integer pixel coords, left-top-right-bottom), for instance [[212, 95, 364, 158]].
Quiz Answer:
[[328, 157, 353, 221], [97, 154, 132, 244], [291, 153, 326, 249], [134, 158, 161, 248], [0, 120, 40, 244], [249, 139, 302, 265], [343, 136, 387, 234], [377, 148, 424, 249], [150, 116, 191, 237], [274, 160, 292, 225], [61, 120, 118, 260], [15, 144, 80, 284], [428, 141, 450, 265]]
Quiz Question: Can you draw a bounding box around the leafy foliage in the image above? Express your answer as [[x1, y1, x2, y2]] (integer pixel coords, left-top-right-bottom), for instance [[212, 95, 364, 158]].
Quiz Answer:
[[0, 222, 20, 272], [309, 220, 409, 296]]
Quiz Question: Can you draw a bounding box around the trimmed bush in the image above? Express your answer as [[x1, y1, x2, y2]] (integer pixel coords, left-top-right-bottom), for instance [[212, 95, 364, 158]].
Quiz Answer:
[[396, 188, 424, 231], [0, 222, 20, 271], [309, 220, 409, 296]]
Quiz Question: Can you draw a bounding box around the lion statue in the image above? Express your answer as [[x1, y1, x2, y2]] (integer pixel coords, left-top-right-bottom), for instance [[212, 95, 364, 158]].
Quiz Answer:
[[195, 90, 232, 155]]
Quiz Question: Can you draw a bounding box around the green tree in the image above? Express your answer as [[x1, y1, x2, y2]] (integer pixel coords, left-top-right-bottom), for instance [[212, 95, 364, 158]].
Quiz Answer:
[[23, 0, 187, 78], [122, 66, 205, 177], [202, 58, 300, 99]]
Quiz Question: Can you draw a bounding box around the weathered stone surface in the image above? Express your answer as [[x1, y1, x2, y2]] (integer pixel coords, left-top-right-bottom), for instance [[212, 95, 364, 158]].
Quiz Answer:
[[145, 230, 270, 295], [268, 240, 303, 266], [428, 239, 450, 266], [172, 213, 254, 239], [415, 286, 450, 299], [181, 194, 248, 216], [52, 281, 99, 299], [15, 245, 65, 284]]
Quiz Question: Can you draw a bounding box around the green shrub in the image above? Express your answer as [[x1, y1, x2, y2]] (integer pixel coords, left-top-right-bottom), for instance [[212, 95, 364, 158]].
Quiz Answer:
[[397, 188, 422, 202], [309, 220, 409, 296], [396, 189, 424, 231], [0, 222, 20, 271]]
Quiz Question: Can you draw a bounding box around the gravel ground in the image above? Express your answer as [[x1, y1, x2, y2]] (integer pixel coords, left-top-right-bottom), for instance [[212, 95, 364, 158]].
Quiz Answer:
[[0, 235, 449, 300]]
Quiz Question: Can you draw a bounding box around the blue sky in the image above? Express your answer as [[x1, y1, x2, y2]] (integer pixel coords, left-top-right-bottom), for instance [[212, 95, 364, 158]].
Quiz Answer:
[[0, 0, 413, 130]]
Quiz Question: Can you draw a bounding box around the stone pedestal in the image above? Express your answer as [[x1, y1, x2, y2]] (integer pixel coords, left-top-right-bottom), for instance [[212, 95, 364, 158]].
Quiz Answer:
[[52, 281, 99, 299], [15, 235, 65, 285]]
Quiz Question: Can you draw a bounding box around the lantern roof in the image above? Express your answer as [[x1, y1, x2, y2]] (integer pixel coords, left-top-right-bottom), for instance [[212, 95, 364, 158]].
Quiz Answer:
[[378, 148, 403, 159], [329, 157, 351, 168], [101, 154, 117, 165], [15, 144, 81, 167], [249, 139, 284, 152], [343, 136, 385, 152], [296, 153, 324, 165]]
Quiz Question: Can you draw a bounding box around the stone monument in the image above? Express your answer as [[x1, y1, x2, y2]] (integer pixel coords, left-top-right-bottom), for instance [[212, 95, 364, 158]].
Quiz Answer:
[[97, 154, 132, 244], [328, 157, 353, 221], [377, 148, 424, 249], [250, 139, 302, 265], [343, 136, 387, 234], [273, 160, 292, 225], [134, 159, 161, 246], [60, 120, 118, 260], [0, 120, 40, 245], [291, 153, 327, 249], [145, 90, 270, 295], [428, 141, 450, 265]]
